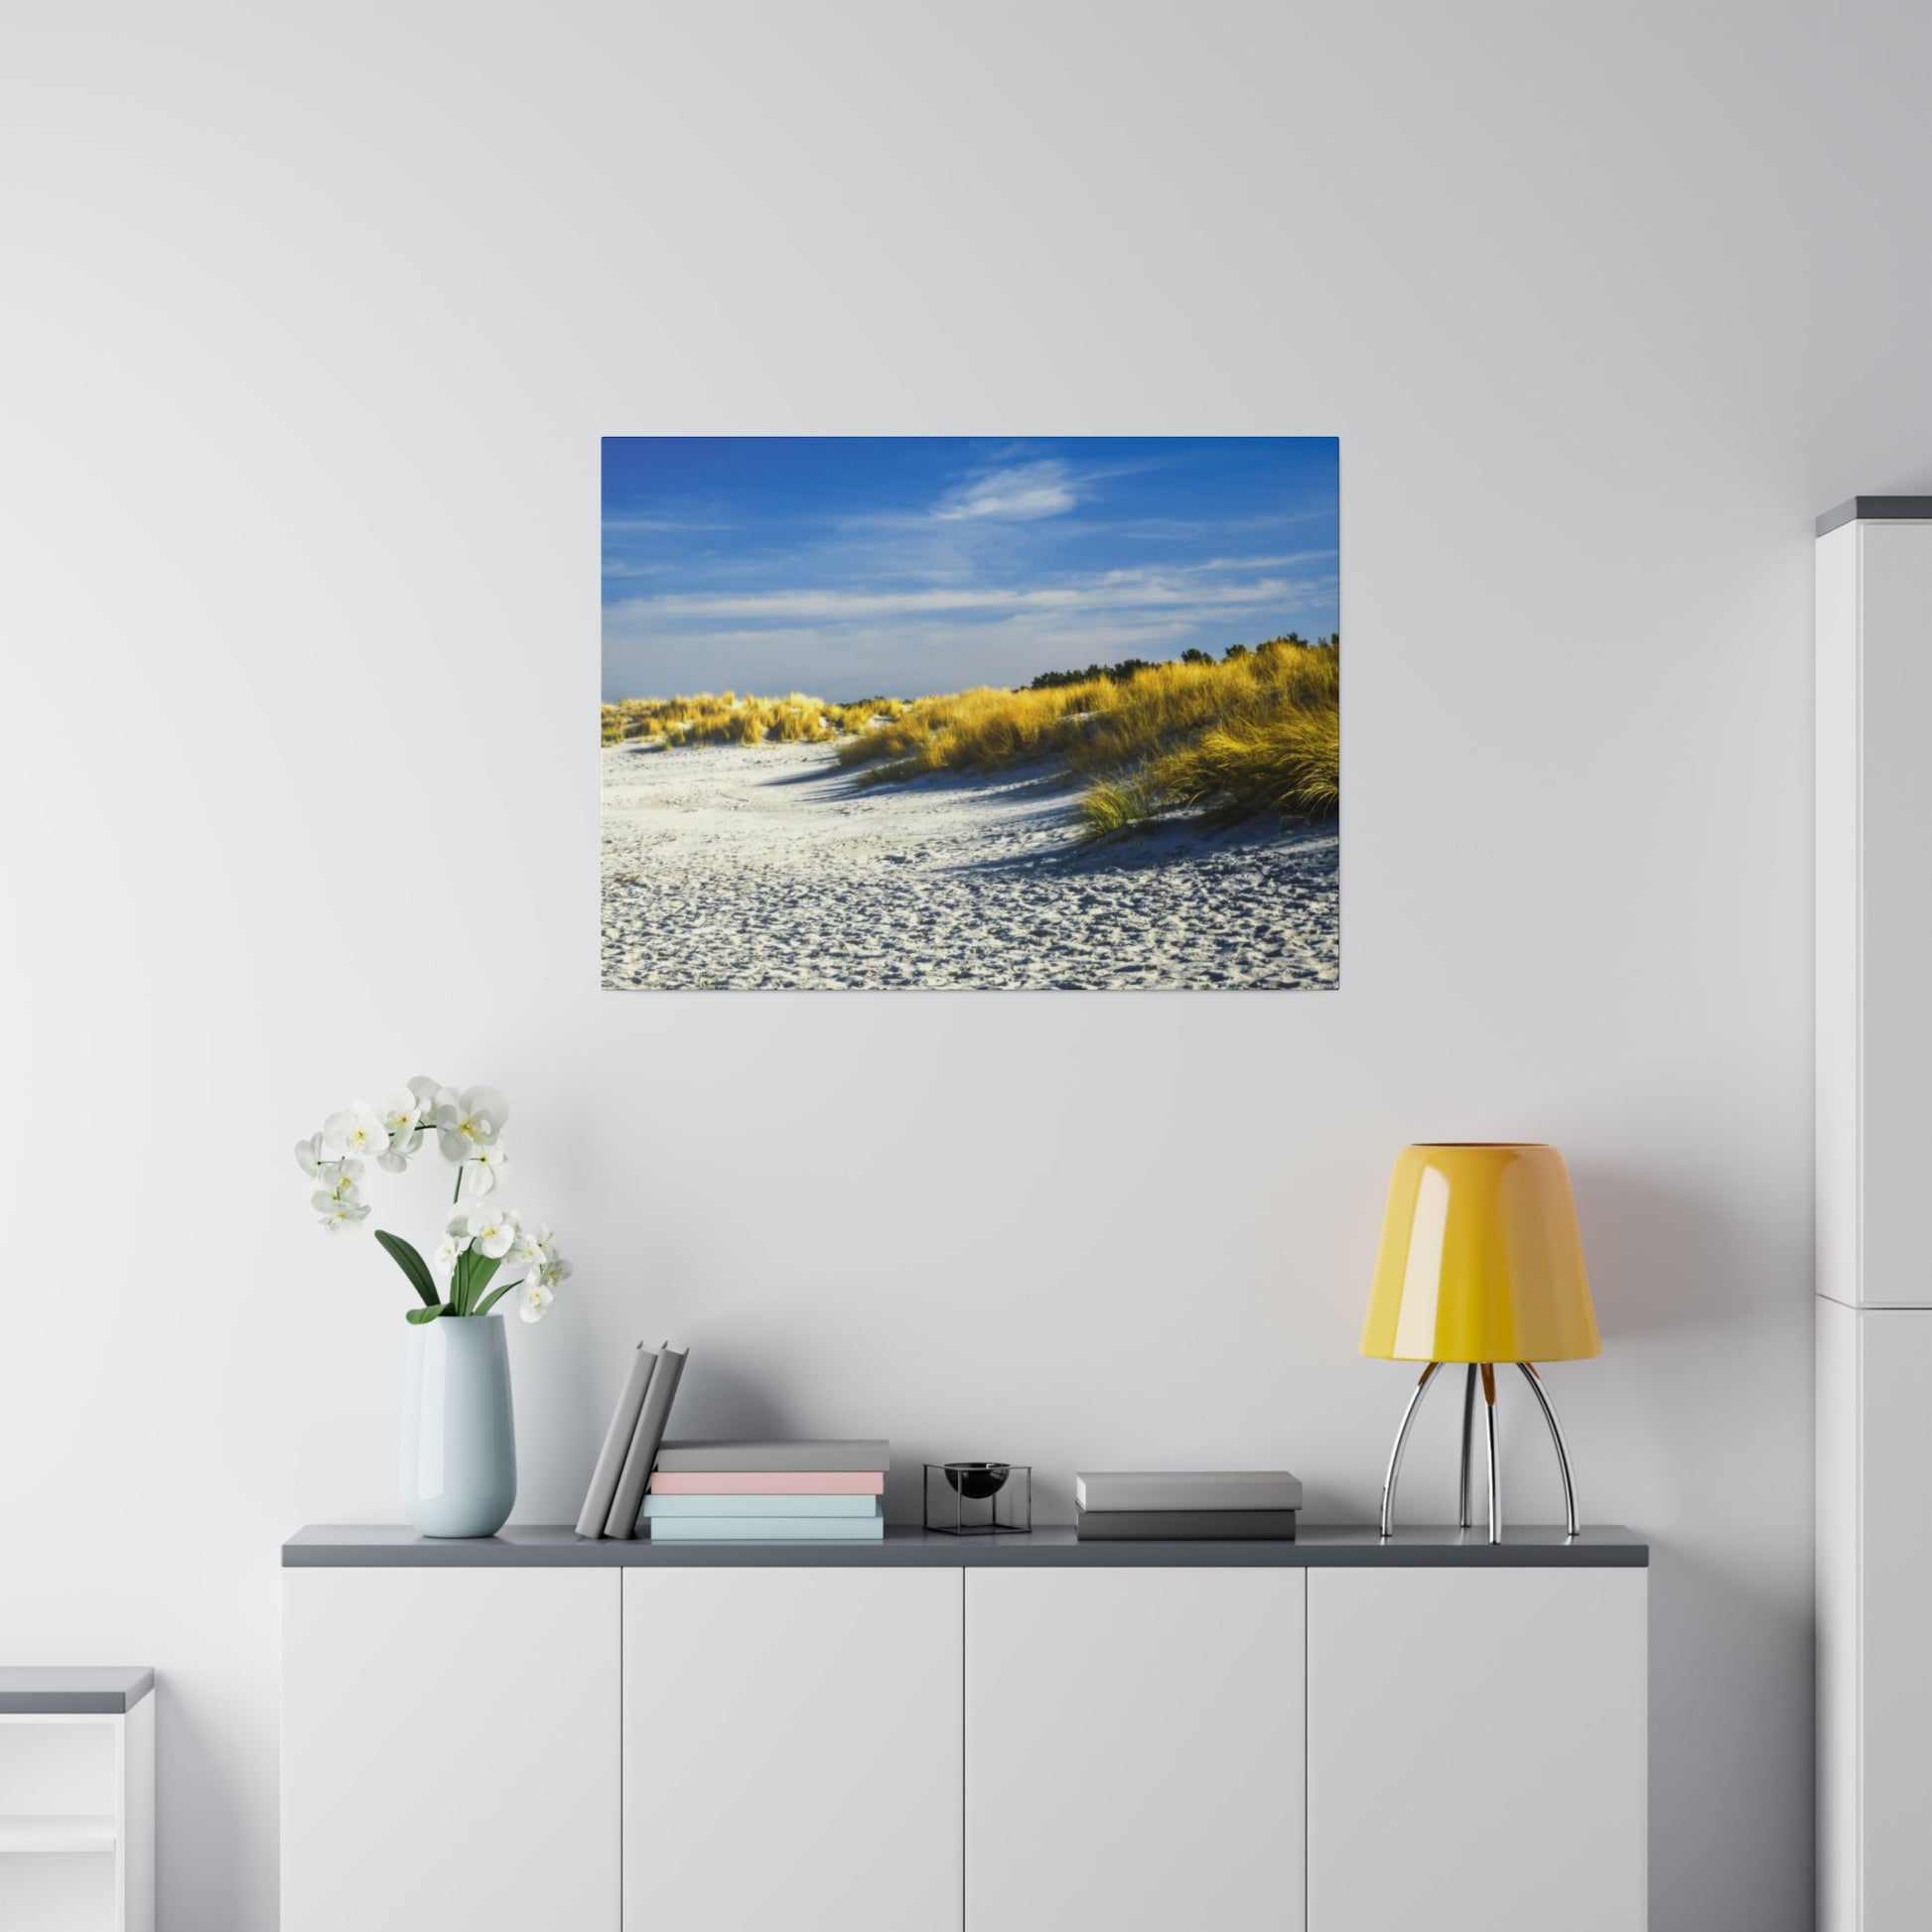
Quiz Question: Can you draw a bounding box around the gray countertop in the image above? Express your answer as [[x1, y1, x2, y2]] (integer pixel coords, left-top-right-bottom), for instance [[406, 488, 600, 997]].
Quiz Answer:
[[1817, 495, 1932, 536], [285, 1524, 1646, 1569], [0, 1667, 154, 1714]]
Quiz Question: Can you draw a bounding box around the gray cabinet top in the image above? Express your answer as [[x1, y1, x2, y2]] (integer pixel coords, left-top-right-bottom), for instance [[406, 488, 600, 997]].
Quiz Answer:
[[0, 1667, 154, 1714], [285, 1524, 1646, 1569], [1817, 496, 1932, 536]]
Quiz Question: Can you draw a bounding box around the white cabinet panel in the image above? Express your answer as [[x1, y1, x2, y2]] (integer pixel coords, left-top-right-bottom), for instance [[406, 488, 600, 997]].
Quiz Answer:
[[1858, 527, 1932, 1306], [0, 1706, 149, 1932], [1816, 520, 1861, 1312], [282, 1569, 620, 1932], [1819, 518, 1932, 1310], [1858, 1309, 1932, 1926], [622, 1567, 961, 1932], [1308, 1568, 1645, 1932], [1818, 1296, 1861, 1932], [965, 1567, 1305, 1932], [121, 1697, 153, 1932]]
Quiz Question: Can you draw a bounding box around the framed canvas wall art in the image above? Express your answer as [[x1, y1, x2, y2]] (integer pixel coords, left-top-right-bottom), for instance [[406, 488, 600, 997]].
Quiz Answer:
[[601, 437, 1338, 990]]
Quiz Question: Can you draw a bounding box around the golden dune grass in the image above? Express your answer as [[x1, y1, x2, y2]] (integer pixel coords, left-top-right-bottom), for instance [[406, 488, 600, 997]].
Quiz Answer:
[[601, 692, 899, 749], [601, 642, 1338, 835], [837, 642, 1339, 834]]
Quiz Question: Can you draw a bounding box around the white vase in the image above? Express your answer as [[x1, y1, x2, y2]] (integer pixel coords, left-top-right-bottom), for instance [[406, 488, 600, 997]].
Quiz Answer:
[[400, 1315, 517, 1538]]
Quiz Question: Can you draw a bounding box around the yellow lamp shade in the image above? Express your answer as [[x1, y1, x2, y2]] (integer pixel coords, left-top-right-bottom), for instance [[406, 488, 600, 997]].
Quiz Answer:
[[1361, 1144, 1599, 1364]]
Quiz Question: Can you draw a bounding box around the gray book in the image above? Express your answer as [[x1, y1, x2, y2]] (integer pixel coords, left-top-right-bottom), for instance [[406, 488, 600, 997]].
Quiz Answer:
[[653, 1439, 890, 1473], [605, 1344, 689, 1539], [1075, 1507, 1298, 1541], [1075, 1470, 1305, 1513], [575, 1343, 657, 1539]]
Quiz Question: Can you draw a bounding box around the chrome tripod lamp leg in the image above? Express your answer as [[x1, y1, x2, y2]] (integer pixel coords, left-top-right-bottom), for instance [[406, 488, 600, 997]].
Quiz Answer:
[[1480, 1362, 1501, 1544], [1457, 1365, 1477, 1530], [1518, 1362, 1580, 1537], [1378, 1361, 1442, 1539]]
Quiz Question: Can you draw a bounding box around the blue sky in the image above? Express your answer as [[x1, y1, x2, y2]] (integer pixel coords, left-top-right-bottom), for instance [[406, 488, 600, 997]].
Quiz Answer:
[[602, 437, 1338, 702]]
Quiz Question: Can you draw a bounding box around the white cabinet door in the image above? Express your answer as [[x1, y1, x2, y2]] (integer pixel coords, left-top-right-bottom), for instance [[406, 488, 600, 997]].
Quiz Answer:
[[1819, 519, 1932, 1310], [965, 1567, 1306, 1932], [282, 1568, 621, 1932], [1855, 525, 1932, 1307], [623, 1567, 962, 1932], [1307, 1568, 1645, 1932], [1858, 1308, 1932, 1927]]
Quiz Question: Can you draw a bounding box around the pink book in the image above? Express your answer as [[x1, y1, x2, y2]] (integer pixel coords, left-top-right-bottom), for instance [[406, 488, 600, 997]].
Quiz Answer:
[[647, 1469, 886, 1495]]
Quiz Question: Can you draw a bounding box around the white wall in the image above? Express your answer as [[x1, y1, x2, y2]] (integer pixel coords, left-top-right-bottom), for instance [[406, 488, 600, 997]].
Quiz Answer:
[[3, 4, 1928, 1926]]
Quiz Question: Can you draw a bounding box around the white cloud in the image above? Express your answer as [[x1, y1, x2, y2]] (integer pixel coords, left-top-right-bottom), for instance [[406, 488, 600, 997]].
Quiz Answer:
[[611, 564, 1331, 627], [931, 461, 1079, 522]]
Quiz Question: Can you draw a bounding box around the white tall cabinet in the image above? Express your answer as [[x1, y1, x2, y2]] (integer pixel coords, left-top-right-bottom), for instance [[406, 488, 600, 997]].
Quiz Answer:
[[1816, 498, 1932, 1932]]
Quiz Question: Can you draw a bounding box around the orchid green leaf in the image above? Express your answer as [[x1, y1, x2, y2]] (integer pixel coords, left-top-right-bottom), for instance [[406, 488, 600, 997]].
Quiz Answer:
[[474, 1280, 515, 1318], [374, 1229, 440, 1308]]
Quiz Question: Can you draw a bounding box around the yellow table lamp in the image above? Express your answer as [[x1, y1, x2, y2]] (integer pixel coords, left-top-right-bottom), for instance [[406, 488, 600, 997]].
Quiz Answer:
[[1363, 1144, 1598, 1543]]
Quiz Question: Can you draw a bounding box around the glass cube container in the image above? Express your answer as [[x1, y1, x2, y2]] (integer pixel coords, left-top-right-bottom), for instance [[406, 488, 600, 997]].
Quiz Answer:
[[924, 1461, 1032, 1535]]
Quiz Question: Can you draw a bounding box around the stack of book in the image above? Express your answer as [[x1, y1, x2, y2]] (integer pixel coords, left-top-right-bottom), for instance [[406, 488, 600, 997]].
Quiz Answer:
[[1073, 1470, 1303, 1540], [642, 1441, 890, 1542], [575, 1341, 690, 1541]]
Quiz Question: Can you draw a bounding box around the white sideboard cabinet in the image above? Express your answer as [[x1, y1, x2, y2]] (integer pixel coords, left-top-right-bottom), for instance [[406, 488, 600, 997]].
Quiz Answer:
[[1816, 498, 1932, 1932], [283, 1525, 1647, 1932]]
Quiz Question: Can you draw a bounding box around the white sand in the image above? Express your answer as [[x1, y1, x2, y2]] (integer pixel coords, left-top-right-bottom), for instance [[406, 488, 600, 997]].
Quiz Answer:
[[601, 742, 1339, 991]]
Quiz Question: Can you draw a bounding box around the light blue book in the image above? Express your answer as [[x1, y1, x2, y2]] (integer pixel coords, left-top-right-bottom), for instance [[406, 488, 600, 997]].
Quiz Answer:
[[647, 1515, 887, 1543], [640, 1493, 882, 1519]]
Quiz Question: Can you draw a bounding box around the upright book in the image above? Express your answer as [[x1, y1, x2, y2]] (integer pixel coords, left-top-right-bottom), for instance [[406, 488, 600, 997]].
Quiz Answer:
[[575, 1342, 657, 1539], [604, 1343, 689, 1539]]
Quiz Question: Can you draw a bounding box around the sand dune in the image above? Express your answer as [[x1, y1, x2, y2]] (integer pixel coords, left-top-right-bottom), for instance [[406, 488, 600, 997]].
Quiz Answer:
[[601, 741, 1339, 991]]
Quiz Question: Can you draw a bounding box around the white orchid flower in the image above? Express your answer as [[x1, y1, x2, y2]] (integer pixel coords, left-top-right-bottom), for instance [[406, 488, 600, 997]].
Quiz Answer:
[[466, 1206, 517, 1260], [533, 1253, 573, 1293], [433, 1224, 468, 1277], [378, 1086, 423, 1136], [509, 1221, 553, 1270], [313, 1159, 365, 1204], [321, 1101, 388, 1163], [460, 1143, 513, 1198], [434, 1085, 508, 1163], [517, 1281, 555, 1323], [293, 1133, 328, 1179], [366, 1087, 424, 1172], [315, 1190, 370, 1235]]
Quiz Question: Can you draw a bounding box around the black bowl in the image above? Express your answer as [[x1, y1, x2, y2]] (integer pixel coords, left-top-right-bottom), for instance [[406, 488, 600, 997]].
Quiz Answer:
[[942, 1461, 1011, 1500]]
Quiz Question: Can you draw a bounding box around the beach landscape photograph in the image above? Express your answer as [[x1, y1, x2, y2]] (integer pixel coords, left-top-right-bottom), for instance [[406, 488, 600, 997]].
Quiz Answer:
[[601, 437, 1340, 990]]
